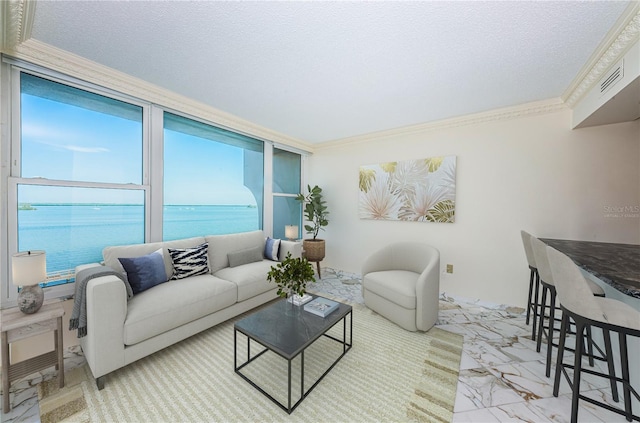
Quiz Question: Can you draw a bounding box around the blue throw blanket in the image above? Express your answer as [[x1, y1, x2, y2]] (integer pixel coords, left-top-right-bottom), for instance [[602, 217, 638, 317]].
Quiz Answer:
[[70, 266, 132, 338]]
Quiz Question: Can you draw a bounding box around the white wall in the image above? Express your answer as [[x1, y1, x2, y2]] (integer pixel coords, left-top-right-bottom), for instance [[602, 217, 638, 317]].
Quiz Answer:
[[307, 109, 640, 307]]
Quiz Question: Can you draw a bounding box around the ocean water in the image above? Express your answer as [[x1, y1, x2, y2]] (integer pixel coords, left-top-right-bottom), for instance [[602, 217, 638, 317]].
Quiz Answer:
[[18, 204, 259, 274]]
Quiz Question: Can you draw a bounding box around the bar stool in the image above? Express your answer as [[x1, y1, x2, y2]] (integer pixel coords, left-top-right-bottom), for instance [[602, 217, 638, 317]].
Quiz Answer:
[[520, 230, 540, 341], [530, 236, 605, 377], [547, 246, 640, 423]]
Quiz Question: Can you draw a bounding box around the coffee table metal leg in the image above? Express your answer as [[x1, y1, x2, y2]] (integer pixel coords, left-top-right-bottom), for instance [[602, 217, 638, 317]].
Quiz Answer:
[[287, 358, 292, 413], [343, 317, 346, 353], [301, 351, 305, 400], [247, 336, 250, 362]]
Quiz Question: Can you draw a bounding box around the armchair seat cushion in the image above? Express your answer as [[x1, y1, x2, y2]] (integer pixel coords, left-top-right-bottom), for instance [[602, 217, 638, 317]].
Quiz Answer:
[[362, 270, 418, 310]]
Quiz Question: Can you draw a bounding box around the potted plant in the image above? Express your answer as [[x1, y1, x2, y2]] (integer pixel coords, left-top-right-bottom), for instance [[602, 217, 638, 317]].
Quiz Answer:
[[267, 253, 316, 304], [296, 185, 329, 263]]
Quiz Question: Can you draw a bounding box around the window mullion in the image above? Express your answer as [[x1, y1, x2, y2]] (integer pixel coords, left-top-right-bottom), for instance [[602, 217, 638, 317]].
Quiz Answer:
[[149, 105, 164, 242]]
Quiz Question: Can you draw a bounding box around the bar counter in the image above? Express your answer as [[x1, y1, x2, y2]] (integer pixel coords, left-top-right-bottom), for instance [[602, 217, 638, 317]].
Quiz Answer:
[[540, 238, 640, 299]]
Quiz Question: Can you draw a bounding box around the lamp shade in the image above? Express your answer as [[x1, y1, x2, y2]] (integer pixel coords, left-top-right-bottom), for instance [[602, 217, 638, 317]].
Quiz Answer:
[[285, 225, 298, 240], [12, 250, 46, 286]]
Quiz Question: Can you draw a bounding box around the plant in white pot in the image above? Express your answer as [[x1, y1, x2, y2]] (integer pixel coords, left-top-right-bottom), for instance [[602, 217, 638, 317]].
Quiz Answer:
[[296, 185, 329, 268], [267, 253, 316, 305]]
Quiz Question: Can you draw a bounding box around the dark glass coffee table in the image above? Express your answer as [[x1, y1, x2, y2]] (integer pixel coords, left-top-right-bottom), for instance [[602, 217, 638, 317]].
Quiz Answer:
[[234, 295, 352, 414]]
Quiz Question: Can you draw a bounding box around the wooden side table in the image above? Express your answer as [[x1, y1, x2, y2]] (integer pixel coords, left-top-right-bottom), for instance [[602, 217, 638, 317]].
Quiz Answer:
[[1, 302, 65, 413]]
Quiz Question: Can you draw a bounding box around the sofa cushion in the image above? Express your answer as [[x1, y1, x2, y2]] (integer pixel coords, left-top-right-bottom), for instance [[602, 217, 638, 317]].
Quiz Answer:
[[123, 274, 237, 345], [215, 260, 276, 302], [118, 248, 167, 294], [103, 237, 206, 279], [228, 245, 263, 268], [264, 237, 281, 261], [168, 243, 209, 279], [206, 230, 265, 273], [363, 270, 418, 310]]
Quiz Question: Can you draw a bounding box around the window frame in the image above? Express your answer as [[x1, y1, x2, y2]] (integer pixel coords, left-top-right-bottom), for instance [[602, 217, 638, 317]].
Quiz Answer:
[[3, 65, 151, 305], [272, 146, 306, 240]]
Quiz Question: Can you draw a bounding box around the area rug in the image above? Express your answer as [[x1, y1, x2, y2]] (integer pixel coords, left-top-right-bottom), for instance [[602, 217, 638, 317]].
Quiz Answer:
[[37, 365, 90, 423], [38, 302, 463, 422]]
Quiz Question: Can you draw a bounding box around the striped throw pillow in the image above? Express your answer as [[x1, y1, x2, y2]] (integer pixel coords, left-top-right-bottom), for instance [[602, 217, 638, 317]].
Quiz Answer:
[[168, 243, 209, 280], [264, 237, 281, 261]]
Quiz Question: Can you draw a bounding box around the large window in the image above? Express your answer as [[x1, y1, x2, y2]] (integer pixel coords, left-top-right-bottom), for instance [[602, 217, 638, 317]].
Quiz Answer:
[[273, 148, 302, 240], [163, 112, 264, 240], [2, 61, 304, 307], [11, 72, 146, 292]]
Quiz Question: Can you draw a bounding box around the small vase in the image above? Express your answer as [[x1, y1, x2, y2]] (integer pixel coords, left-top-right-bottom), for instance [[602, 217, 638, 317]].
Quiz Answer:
[[286, 291, 298, 317]]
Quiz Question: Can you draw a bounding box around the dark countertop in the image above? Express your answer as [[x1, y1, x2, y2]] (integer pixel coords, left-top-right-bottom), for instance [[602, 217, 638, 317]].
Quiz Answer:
[[541, 238, 640, 299]]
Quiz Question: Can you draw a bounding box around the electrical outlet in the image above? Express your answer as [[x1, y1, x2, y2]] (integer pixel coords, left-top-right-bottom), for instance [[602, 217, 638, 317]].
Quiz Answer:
[[446, 264, 453, 274]]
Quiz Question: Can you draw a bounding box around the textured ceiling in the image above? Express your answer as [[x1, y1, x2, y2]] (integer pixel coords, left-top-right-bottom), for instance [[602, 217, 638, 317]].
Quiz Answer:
[[29, 1, 630, 144]]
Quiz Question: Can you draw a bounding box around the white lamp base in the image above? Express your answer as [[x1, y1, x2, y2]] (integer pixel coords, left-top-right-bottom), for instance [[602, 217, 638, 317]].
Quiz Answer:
[[17, 285, 44, 314]]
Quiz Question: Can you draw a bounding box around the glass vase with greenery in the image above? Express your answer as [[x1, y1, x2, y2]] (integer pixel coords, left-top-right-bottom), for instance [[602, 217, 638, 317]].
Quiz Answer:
[[267, 253, 316, 299]]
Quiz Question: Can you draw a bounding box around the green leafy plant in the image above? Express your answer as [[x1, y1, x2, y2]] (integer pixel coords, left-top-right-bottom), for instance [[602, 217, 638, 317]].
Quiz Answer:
[[296, 184, 329, 239], [267, 253, 316, 298]]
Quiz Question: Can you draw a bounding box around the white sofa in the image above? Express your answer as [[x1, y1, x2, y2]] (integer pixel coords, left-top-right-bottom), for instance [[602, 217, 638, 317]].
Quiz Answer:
[[75, 230, 301, 389]]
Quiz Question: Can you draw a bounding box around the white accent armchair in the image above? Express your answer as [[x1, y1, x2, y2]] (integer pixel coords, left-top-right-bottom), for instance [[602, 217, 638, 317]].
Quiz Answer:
[[362, 242, 440, 332]]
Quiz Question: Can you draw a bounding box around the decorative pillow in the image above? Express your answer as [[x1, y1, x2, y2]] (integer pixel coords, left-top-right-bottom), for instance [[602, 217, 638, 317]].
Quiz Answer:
[[168, 243, 209, 280], [118, 248, 168, 295], [264, 237, 281, 261], [228, 245, 264, 268]]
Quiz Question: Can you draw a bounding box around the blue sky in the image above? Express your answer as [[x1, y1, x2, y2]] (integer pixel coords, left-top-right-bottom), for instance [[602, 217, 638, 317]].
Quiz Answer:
[[20, 94, 256, 205]]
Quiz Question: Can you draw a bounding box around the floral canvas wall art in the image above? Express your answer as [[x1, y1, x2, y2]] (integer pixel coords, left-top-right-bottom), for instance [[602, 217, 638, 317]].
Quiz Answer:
[[359, 156, 456, 222]]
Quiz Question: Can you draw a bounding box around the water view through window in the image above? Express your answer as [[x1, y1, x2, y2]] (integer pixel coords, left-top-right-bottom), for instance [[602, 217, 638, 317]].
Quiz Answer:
[[17, 75, 263, 282], [17, 202, 259, 274]]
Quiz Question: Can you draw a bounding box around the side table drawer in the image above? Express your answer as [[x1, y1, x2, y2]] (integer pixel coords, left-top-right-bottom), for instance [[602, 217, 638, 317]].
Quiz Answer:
[[7, 320, 58, 343]]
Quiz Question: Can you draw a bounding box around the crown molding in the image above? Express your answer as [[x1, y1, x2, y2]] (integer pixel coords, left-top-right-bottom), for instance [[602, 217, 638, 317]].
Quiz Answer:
[[3, 39, 313, 153], [0, 0, 34, 51], [314, 98, 567, 151], [562, 3, 640, 107]]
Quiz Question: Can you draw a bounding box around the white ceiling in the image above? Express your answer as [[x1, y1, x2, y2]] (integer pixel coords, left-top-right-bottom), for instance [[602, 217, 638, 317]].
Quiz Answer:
[[29, 1, 631, 144]]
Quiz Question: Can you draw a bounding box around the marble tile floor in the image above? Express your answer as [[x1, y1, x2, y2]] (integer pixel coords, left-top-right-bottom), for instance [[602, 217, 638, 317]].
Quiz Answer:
[[1, 267, 628, 422]]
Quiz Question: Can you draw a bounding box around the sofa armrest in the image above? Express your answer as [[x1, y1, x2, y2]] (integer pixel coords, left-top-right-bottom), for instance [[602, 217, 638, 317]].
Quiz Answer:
[[279, 240, 302, 260], [77, 271, 127, 379]]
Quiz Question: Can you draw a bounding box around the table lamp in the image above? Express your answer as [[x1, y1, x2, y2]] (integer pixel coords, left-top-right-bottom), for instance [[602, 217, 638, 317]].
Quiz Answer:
[[12, 250, 46, 314], [285, 225, 298, 241]]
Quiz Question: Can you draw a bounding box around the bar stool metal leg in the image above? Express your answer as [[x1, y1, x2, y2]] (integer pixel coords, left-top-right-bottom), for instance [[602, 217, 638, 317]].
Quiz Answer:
[[586, 326, 595, 367], [526, 267, 535, 325], [546, 287, 557, 377], [536, 283, 549, 353], [603, 328, 619, 402], [571, 320, 586, 423], [620, 332, 633, 422], [532, 269, 540, 341], [553, 311, 569, 397]]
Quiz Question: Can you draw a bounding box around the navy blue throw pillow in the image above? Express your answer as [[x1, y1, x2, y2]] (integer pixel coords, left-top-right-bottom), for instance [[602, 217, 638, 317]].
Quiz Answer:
[[118, 248, 168, 295]]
